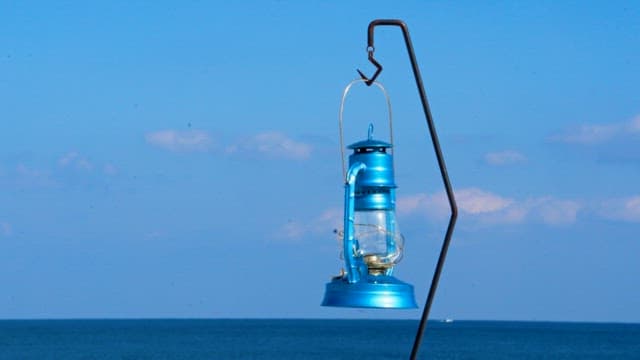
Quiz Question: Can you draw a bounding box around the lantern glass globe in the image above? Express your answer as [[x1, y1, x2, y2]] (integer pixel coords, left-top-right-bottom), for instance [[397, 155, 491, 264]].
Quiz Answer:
[[337, 209, 404, 275]]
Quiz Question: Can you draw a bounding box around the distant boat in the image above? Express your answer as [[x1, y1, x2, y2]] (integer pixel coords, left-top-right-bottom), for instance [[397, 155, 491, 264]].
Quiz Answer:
[[443, 318, 454, 323]]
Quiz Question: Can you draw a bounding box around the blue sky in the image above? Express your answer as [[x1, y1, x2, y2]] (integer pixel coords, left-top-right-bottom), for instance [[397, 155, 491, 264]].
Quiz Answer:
[[1, 1, 639, 322]]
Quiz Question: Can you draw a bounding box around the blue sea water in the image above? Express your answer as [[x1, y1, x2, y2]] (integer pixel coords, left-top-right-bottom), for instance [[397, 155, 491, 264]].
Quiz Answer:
[[0, 319, 639, 359]]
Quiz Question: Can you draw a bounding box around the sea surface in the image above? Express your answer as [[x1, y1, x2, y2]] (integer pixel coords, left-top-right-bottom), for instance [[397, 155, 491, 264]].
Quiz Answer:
[[1, 319, 639, 359]]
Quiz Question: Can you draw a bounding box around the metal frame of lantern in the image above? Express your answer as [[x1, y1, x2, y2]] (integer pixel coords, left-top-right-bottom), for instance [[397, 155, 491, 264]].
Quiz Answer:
[[322, 19, 458, 360]]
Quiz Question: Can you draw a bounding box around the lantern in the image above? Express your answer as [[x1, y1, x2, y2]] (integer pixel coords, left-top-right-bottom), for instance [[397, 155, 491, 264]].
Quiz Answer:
[[321, 88, 417, 308]]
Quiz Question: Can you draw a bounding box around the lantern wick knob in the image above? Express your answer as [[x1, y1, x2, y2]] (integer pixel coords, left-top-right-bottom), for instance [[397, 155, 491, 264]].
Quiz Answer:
[[367, 123, 374, 140]]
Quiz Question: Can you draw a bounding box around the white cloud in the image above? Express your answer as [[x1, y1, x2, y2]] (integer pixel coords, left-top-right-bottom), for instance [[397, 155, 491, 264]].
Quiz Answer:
[[145, 130, 213, 152], [397, 192, 451, 220], [457, 188, 514, 214], [58, 152, 93, 171], [530, 197, 582, 225], [0, 221, 12, 237], [397, 188, 581, 226], [598, 196, 640, 223], [226, 131, 312, 160], [550, 115, 640, 145], [145, 129, 312, 159], [551, 124, 618, 144], [397, 188, 514, 220], [484, 150, 527, 166], [396, 193, 429, 216]]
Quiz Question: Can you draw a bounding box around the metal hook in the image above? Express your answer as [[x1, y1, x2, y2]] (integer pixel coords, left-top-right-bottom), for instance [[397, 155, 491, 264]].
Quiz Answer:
[[356, 49, 383, 86]]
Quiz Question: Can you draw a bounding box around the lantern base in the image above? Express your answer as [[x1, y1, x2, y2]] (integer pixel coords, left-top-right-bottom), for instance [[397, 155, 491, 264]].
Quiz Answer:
[[321, 275, 417, 309]]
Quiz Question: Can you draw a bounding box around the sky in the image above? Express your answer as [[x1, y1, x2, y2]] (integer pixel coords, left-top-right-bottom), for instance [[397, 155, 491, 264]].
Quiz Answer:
[[1, 1, 639, 322]]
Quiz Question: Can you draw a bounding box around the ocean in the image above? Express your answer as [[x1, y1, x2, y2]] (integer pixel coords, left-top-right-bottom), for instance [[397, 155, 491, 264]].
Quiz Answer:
[[1, 319, 639, 359]]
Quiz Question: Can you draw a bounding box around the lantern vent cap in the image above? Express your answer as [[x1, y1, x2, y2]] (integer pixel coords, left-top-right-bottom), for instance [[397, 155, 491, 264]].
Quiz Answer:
[[347, 123, 392, 150], [347, 138, 392, 150]]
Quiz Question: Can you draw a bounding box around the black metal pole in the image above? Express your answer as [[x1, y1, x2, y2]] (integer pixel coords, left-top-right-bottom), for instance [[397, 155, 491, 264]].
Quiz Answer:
[[359, 19, 458, 359]]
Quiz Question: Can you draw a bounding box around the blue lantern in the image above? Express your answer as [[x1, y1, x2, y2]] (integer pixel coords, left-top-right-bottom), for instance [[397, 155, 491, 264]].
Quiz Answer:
[[322, 81, 417, 309]]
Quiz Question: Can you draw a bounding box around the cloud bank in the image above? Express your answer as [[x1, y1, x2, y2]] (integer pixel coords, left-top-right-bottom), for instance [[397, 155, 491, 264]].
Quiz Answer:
[[226, 131, 312, 160], [550, 115, 640, 145], [484, 150, 527, 166], [397, 188, 582, 226], [145, 130, 214, 152], [598, 196, 640, 223], [276, 188, 640, 241], [145, 129, 312, 160]]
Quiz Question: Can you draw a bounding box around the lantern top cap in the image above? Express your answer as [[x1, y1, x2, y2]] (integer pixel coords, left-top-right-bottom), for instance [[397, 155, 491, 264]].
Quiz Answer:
[[347, 138, 392, 150], [347, 123, 392, 150]]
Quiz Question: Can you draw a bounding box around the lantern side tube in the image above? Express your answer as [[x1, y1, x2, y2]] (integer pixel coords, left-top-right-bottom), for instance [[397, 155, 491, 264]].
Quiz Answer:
[[344, 162, 366, 284], [385, 189, 397, 276]]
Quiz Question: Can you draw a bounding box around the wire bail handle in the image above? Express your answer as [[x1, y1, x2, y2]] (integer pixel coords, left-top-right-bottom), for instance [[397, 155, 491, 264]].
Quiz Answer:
[[338, 79, 395, 180]]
